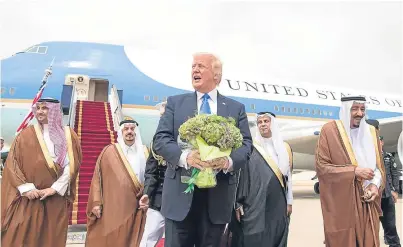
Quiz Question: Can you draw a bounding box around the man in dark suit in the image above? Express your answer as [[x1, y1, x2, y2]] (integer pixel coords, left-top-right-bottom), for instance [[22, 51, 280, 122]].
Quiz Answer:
[[153, 52, 253, 247], [141, 102, 168, 247], [380, 136, 401, 247]]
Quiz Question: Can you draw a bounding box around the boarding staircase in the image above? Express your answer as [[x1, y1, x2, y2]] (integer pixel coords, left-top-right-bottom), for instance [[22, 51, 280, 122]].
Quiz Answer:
[[67, 85, 124, 226]]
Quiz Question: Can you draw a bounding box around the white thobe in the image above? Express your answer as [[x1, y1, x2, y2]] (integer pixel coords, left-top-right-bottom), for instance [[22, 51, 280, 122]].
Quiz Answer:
[[119, 142, 145, 184], [350, 128, 382, 188], [121, 141, 164, 247], [17, 124, 70, 196], [262, 138, 293, 205]]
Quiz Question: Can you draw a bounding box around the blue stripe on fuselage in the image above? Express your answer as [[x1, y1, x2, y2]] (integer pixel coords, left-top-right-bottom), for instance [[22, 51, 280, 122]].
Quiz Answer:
[[1, 41, 401, 120]]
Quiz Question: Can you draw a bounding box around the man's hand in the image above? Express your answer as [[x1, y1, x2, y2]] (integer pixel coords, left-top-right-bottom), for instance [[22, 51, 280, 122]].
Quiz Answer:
[[38, 188, 57, 201], [391, 191, 399, 203], [92, 206, 102, 218], [287, 205, 292, 216], [364, 184, 379, 202], [187, 150, 210, 170], [355, 167, 375, 180], [235, 206, 244, 222], [139, 195, 149, 210], [208, 157, 229, 171], [22, 189, 41, 200]]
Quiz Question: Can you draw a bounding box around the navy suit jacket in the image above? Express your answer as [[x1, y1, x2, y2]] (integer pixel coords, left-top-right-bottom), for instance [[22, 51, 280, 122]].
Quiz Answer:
[[153, 91, 252, 224]]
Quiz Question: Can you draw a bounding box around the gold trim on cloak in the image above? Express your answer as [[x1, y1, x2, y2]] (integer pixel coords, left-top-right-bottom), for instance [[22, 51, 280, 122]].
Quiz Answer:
[[64, 127, 75, 196], [284, 142, 293, 171], [33, 124, 60, 176], [114, 143, 142, 193], [335, 120, 359, 167], [253, 141, 285, 188]]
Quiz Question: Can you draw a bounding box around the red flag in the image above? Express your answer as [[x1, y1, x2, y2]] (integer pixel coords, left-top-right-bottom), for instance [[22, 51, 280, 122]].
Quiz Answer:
[[15, 59, 54, 135]]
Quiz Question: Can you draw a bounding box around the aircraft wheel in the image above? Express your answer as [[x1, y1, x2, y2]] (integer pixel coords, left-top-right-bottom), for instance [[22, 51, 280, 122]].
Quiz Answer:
[[314, 182, 320, 194]]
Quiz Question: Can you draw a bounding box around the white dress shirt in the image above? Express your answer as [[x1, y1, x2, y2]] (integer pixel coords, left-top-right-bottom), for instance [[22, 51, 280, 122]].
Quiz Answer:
[[178, 88, 234, 172], [119, 141, 145, 184], [350, 128, 382, 189], [18, 124, 70, 196], [262, 138, 293, 205]]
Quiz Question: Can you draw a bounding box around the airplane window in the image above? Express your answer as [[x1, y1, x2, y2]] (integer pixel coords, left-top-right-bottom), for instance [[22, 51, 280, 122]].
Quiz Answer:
[[9, 87, 15, 95], [329, 112, 333, 116], [323, 111, 328, 116], [311, 109, 315, 115], [317, 109, 321, 115], [144, 95, 150, 101], [153, 96, 159, 102], [299, 108, 303, 114], [162, 96, 167, 102], [287, 107, 291, 113], [37, 46, 48, 54], [281, 106, 285, 112], [274, 105, 279, 111], [0, 87, 5, 95], [251, 104, 256, 110], [293, 108, 298, 113], [27, 46, 39, 53], [305, 109, 309, 114]]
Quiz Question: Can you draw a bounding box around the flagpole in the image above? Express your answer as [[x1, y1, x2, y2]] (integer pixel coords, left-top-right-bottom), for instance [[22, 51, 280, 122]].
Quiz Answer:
[[15, 57, 56, 135]]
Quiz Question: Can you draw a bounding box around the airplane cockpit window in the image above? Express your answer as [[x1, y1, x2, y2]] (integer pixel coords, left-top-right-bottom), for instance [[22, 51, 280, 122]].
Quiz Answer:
[[26, 46, 39, 53], [22, 45, 48, 54], [37, 46, 48, 54]]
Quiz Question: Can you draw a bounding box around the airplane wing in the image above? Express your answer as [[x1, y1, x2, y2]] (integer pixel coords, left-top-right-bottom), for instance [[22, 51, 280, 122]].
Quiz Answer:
[[379, 116, 403, 153], [284, 116, 402, 155]]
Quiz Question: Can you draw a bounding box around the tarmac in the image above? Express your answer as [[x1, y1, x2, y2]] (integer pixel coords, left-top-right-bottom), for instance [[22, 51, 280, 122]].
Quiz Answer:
[[65, 170, 402, 247]]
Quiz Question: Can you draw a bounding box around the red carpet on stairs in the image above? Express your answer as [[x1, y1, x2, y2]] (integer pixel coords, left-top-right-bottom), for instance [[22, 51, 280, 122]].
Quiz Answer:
[[69, 100, 117, 225]]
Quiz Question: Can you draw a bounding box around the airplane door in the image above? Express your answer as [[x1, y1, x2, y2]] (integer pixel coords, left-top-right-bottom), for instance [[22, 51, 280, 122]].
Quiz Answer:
[[89, 79, 109, 102]]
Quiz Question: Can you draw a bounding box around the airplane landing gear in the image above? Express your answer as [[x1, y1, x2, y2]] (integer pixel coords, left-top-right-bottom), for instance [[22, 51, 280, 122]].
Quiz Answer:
[[314, 182, 320, 194]]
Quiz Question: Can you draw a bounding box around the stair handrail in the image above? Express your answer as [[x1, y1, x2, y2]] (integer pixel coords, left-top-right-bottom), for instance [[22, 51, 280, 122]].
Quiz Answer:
[[109, 85, 123, 131], [68, 81, 77, 128]]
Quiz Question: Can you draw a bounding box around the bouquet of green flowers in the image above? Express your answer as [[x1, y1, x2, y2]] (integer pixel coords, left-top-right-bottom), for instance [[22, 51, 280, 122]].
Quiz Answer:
[[178, 114, 243, 193]]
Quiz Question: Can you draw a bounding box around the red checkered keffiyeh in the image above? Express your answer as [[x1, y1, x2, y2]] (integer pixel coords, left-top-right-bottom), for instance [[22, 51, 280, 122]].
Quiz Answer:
[[32, 101, 67, 168]]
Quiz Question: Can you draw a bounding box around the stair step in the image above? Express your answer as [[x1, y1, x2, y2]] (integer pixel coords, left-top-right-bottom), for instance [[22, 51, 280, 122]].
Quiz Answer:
[[77, 194, 90, 200], [79, 172, 96, 177], [79, 100, 110, 104], [81, 140, 115, 145], [78, 134, 116, 138], [79, 130, 115, 134]]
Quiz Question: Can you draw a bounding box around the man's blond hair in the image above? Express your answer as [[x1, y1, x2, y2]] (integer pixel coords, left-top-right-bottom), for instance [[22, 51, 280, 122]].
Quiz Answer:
[[192, 52, 223, 85]]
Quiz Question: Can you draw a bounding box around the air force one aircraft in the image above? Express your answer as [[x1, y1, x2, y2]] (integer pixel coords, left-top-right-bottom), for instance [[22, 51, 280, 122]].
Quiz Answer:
[[1, 41, 402, 170]]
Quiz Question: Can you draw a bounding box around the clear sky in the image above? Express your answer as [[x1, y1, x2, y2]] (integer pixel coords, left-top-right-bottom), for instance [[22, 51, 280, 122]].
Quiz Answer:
[[0, 0, 401, 95]]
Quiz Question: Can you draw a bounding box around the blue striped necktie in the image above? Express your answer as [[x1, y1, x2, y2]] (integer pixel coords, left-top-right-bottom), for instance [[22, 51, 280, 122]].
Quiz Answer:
[[200, 93, 211, 114]]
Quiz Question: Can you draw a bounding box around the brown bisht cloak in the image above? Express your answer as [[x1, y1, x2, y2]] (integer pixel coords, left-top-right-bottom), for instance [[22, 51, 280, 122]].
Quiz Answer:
[[85, 143, 147, 247], [315, 120, 385, 247], [1, 125, 82, 247]]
